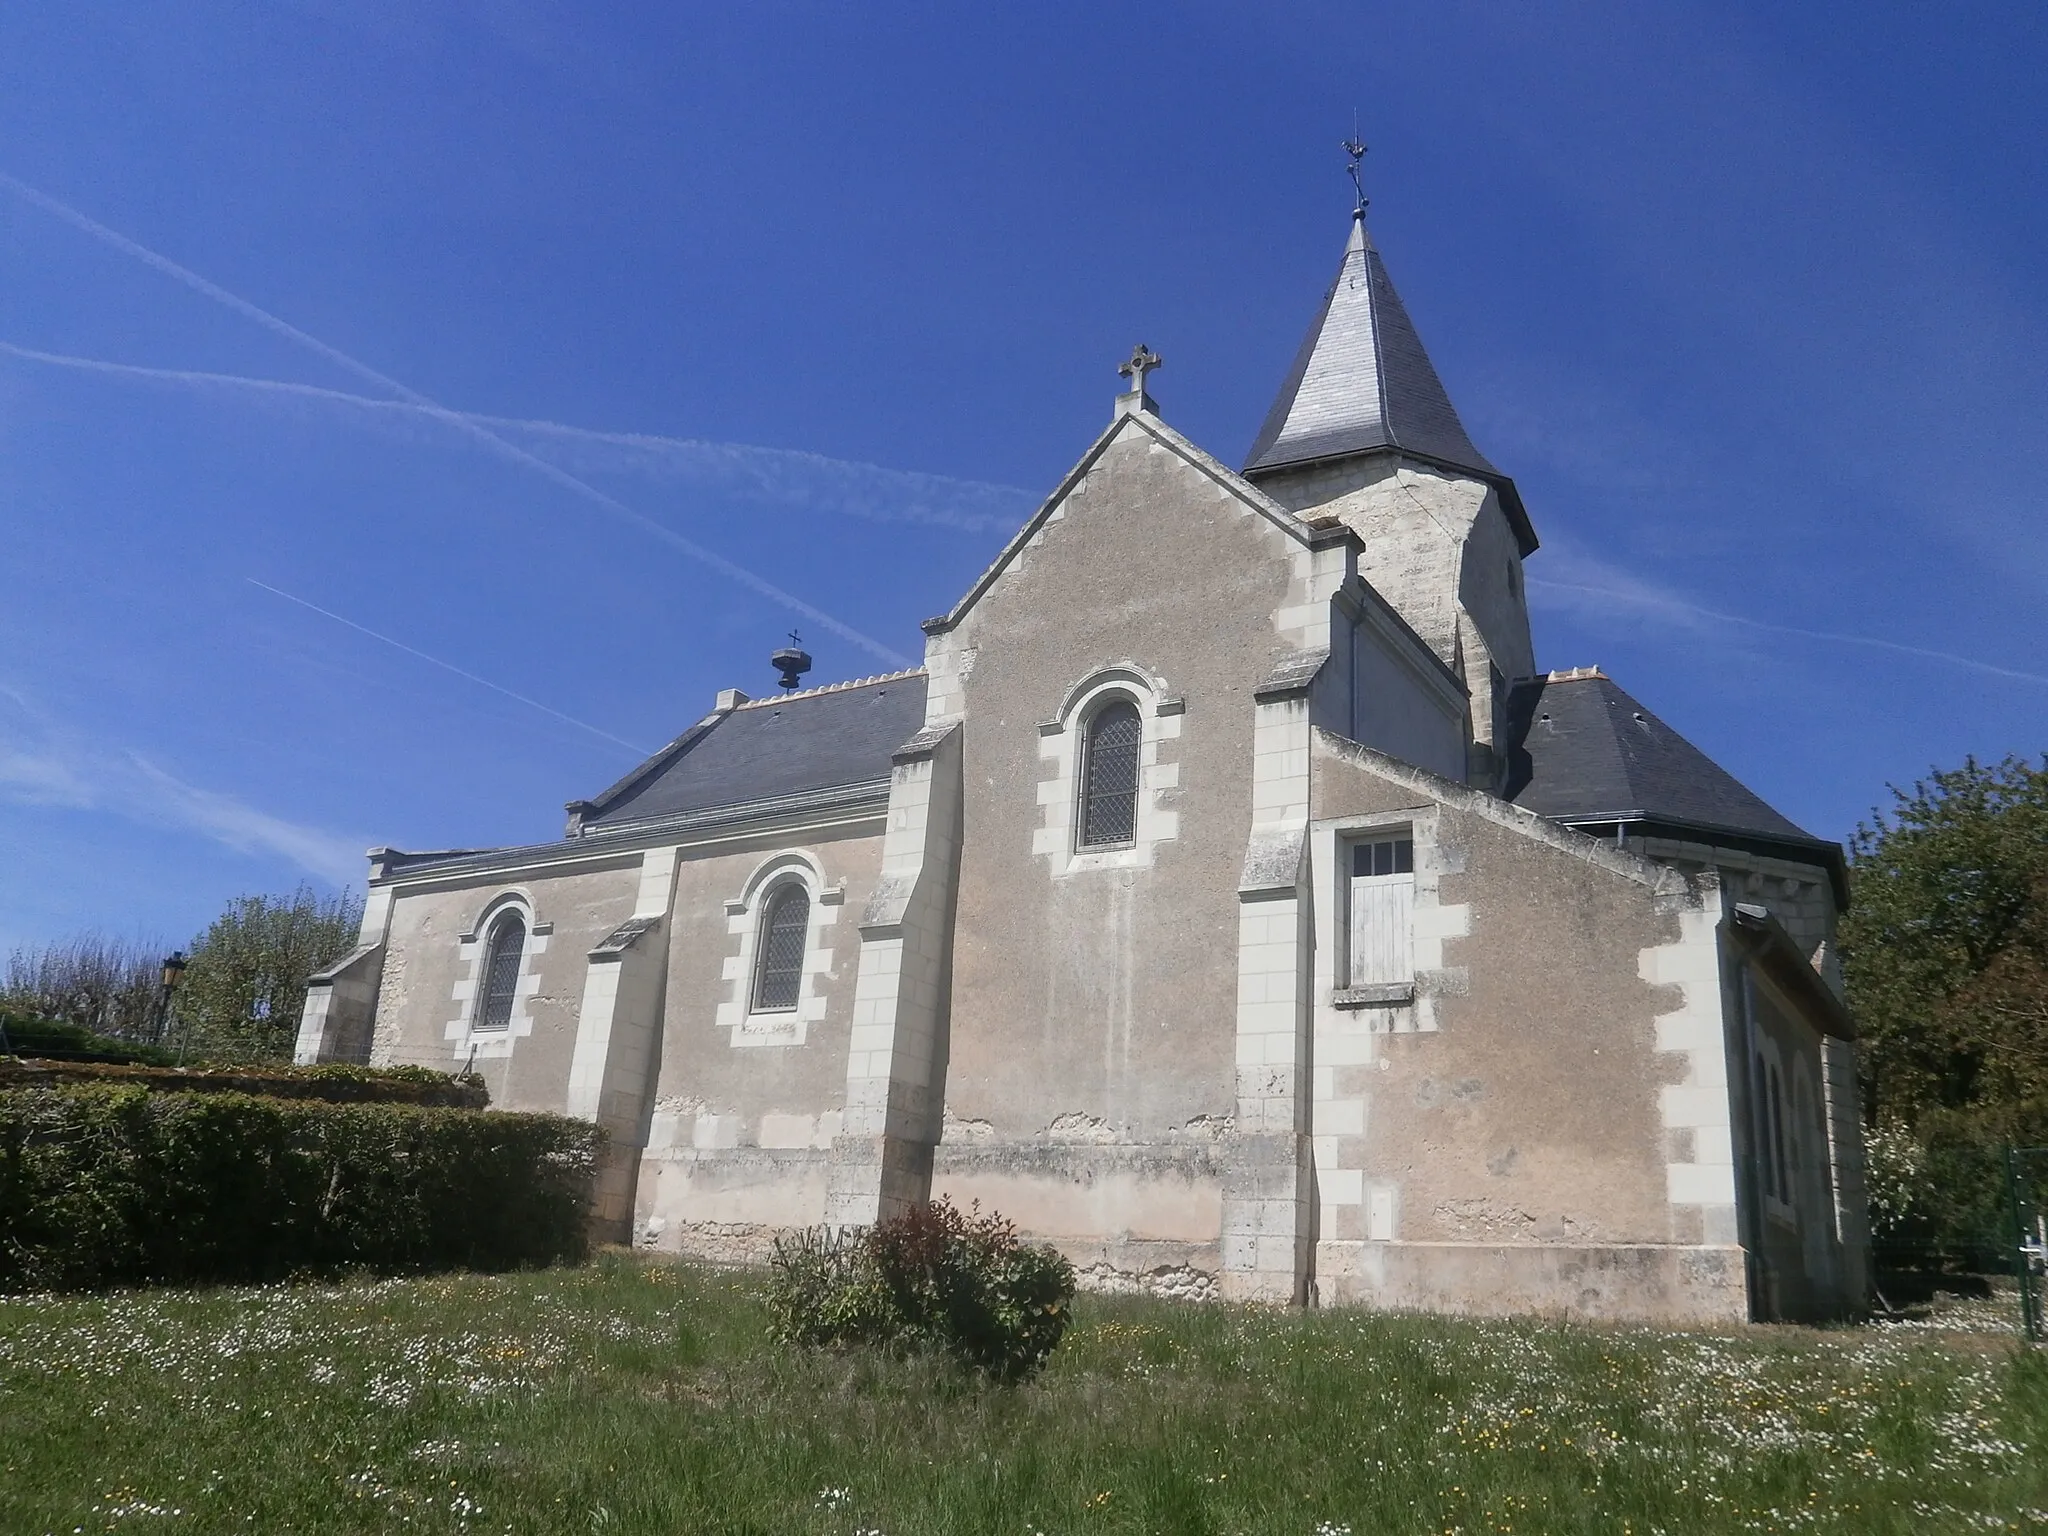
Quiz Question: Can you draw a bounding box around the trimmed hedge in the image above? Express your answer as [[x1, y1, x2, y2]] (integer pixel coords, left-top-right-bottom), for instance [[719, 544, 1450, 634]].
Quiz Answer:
[[0, 1058, 489, 1109], [0, 1086, 599, 1293], [0, 1013, 175, 1067]]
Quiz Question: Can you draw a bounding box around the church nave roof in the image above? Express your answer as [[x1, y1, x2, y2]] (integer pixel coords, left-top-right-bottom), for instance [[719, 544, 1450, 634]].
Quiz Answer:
[[573, 669, 929, 832]]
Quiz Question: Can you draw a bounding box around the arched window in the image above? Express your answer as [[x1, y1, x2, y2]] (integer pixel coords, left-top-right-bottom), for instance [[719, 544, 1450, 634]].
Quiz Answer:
[[1078, 699, 1142, 848], [478, 913, 525, 1031], [1754, 1054, 1775, 1200], [752, 884, 810, 1012]]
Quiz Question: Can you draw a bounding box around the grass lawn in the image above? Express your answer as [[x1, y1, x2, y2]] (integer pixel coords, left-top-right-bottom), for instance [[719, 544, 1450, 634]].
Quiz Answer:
[[3, 1254, 2044, 1535]]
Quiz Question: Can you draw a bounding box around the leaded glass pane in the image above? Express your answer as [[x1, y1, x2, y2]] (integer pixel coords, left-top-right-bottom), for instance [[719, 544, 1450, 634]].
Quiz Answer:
[[479, 915, 524, 1031], [1080, 701, 1142, 847], [753, 887, 810, 1011]]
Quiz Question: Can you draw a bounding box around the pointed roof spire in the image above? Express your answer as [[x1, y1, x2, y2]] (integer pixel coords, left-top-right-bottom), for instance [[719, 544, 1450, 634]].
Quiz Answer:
[[1244, 213, 1500, 481]]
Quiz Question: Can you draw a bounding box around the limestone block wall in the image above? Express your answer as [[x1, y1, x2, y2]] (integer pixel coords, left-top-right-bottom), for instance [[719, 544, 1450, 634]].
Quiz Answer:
[[1635, 835, 1841, 990], [1307, 733, 1750, 1324], [294, 881, 398, 1065], [634, 823, 886, 1264], [567, 848, 683, 1239], [1255, 455, 1534, 761], [826, 723, 965, 1226]]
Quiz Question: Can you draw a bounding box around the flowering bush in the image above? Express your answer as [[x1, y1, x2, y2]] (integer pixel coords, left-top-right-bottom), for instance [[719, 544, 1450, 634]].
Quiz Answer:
[[0, 1084, 597, 1292], [1864, 1118, 1931, 1244], [767, 1198, 1075, 1381]]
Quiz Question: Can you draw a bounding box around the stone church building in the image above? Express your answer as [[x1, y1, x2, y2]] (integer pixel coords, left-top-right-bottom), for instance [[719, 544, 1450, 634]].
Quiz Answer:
[[298, 207, 1869, 1323]]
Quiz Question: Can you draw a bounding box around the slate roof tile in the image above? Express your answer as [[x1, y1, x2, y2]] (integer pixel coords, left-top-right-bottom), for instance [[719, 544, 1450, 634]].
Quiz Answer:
[[583, 671, 928, 828], [1503, 670, 1820, 847]]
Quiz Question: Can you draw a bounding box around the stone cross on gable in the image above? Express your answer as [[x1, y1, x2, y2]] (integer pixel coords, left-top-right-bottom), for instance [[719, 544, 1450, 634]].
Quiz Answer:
[[1115, 344, 1162, 417], [1118, 343, 1162, 392]]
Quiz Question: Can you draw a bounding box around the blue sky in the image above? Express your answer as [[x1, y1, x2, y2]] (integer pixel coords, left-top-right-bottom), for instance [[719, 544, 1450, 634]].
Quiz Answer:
[[2, 1, 2043, 956]]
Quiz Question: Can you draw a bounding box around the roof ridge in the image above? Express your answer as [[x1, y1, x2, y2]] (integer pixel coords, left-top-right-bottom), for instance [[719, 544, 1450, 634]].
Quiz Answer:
[[732, 666, 926, 708]]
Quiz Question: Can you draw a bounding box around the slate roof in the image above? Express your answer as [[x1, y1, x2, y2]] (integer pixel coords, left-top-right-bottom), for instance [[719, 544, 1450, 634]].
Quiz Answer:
[[1503, 670, 1836, 865], [579, 670, 928, 829], [1244, 215, 1537, 556], [1245, 215, 1497, 475]]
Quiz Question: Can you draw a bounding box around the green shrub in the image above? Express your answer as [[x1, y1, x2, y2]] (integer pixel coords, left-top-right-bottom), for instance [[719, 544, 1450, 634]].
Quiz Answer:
[[0, 1085, 598, 1293], [767, 1198, 1075, 1381], [1865, 1099, 2048, 1271]]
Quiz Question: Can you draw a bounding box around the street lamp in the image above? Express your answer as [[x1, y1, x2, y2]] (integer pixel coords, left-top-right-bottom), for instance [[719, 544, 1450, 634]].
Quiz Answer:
[[157, 952, 187, 1050]]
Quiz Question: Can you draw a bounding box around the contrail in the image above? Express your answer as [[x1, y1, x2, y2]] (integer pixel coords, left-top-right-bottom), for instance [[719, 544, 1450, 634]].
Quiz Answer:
[[247, 579, 652, 756], [0, 340, 1027, 534], [1528, 578, 2048, 686], [0, 171, 915, 668]]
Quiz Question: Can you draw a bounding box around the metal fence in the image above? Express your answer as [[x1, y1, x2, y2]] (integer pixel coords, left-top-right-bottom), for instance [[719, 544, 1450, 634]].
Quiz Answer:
[[2008, 1146, 2048, 1342]]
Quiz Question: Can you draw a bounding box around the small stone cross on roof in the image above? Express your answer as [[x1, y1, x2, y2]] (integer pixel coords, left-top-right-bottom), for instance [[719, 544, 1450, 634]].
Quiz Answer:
[[1118, 343, 1162, 394]]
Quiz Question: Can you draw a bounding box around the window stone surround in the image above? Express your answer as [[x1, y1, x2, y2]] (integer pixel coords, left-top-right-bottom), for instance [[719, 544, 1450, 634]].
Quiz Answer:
[[1032, 664, 1184, 875], [443, 890, 552, 1061], [715, 851, 844, 1048]]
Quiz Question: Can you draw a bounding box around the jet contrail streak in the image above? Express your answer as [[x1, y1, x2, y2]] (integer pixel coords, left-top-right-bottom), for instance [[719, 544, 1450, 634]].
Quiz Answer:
[[247, 580, 652, 756], [0, 340, 1025, 534], [0, 171, 913, 668], [1528, 578, 2048, 686]]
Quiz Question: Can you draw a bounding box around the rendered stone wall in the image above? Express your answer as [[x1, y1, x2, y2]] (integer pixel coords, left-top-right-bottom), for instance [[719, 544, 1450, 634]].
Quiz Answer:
[[1339, 596, 1469, 782], [1307, 734, 1751, 1323], [931, 424, 1307, 1289], [634, 823, 887, 1262], [367, 857, 642, 1112]]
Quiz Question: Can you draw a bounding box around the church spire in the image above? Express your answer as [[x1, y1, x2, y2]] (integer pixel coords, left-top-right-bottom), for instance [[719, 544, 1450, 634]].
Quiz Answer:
[[1242, 168, 1506, 496]]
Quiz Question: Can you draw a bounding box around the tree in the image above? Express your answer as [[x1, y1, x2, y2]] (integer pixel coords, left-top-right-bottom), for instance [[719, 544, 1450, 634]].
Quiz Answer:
[[1840, 755, 2048, 1261], [1, 934, 166, 1041], [178, 885, 366, 1062], [1840, 755, 2048, 1129]]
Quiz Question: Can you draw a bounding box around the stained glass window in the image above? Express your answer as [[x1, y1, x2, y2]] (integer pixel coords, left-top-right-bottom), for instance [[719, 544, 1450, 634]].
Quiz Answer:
[[478, 914, 525, 1031], [753, 885, 810, 1011], [1079, 700, 1142, 848]]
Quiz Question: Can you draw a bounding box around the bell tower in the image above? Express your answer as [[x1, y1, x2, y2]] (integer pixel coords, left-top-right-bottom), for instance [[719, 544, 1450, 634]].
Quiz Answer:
[[1243, 163, 1537, 787]]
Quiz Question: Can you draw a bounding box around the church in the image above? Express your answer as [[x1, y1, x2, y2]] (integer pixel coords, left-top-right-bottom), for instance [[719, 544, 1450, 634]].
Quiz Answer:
[[296, 195, 1870, 1324]]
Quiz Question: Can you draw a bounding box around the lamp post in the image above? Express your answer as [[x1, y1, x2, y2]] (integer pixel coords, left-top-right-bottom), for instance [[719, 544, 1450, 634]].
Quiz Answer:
[[157, 951, 187, 1053]]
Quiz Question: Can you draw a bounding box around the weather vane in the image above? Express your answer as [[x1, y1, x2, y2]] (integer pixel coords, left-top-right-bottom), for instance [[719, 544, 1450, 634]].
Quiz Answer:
[[771, 630, 813, 692], [1343, 133, 1369, 218]]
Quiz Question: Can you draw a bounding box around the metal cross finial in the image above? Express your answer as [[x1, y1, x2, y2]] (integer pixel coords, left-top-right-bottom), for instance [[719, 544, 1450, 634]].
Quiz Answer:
[[1344, 134, 1369, 217], [1118, 343, 1162, 394]]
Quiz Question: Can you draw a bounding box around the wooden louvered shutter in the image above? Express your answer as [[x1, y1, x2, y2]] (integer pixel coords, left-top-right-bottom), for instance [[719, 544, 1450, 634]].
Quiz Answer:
[[1347, 837, 1415, 986]]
